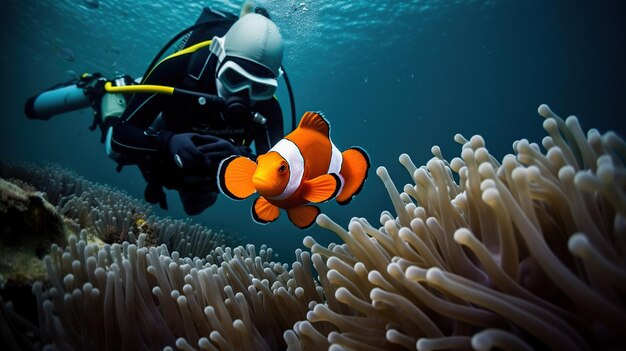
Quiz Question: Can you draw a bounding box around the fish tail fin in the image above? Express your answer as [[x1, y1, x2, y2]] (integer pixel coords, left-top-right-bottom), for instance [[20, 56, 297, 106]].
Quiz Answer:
[[336, 146, 370, 205], [217, 155, 257, 200], [287, 205, 320, 229]]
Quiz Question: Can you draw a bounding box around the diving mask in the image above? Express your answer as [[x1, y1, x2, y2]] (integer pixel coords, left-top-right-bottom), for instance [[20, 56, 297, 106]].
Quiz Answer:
[[216, 60, 278, 101]]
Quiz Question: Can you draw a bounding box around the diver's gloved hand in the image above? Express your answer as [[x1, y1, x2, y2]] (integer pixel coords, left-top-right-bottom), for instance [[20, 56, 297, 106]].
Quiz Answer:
[[144, 182, 168, 210], [162, 132, 215, 170], [196, 135, 241, 163]]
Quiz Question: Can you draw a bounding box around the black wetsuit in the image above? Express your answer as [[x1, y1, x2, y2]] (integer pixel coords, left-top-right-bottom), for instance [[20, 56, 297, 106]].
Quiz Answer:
[[109, 8, 284, 214]]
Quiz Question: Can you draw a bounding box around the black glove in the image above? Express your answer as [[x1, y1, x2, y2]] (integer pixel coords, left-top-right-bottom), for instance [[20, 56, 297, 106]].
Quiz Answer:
[[164, 133, 216, 170], [196, 135, 240, 164], [162, 132, 244, 169]]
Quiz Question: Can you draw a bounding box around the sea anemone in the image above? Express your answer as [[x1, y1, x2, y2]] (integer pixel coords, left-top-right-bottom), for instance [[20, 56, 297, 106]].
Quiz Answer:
[[33, 231, 320, 350], [291, 104, 626, 350]]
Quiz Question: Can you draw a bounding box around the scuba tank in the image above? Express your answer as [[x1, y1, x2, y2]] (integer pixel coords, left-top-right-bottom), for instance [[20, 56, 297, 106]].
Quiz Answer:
[[24, 82, 92, 120], [24, 73, 131, 122], [24, 73, 134, 143]]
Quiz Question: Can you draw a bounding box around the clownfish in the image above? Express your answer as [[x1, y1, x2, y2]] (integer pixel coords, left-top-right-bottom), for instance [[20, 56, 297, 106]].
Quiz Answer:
[[217, 111, 370, 229]]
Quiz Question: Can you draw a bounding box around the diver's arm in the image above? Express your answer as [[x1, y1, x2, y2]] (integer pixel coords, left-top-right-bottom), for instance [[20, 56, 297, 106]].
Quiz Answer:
[[253, 98, 284, 154], [109, 121, 168, 156], [109, 93, 173, 158]]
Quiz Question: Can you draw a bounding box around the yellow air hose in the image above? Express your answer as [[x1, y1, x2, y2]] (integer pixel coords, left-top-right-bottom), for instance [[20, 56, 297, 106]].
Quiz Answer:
[[104, 81, 174, 95]]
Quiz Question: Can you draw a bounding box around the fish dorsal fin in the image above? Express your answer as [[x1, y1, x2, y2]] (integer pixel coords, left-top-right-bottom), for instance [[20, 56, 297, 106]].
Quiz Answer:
[[298, 111, 330, 137]]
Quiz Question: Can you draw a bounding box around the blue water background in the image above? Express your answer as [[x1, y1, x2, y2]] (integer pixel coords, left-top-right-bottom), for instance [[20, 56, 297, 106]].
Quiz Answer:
[[1, 0, 625, 260]]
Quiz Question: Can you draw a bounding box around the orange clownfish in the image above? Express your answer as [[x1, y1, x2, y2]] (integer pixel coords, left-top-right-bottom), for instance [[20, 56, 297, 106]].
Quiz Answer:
[[217, 111, 370, 229]]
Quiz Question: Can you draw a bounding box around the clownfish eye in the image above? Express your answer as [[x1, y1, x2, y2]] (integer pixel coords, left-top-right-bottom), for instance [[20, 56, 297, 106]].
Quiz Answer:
[[278, 163, 287, 173]]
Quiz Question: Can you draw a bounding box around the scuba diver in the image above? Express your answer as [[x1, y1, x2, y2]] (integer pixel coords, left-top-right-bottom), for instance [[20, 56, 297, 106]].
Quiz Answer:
[[24, 6, 297, 216]]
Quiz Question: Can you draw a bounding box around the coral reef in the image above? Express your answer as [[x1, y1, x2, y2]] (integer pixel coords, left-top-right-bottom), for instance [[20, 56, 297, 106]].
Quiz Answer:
[[2, 104, 625, 350], [0, 178, 67, 288], [0, 162, 242, 257], [291, 105, 626, 350]]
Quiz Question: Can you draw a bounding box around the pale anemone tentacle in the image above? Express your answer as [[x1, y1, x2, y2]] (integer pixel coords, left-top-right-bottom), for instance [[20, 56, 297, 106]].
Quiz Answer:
[[471, 328, 534, 351]]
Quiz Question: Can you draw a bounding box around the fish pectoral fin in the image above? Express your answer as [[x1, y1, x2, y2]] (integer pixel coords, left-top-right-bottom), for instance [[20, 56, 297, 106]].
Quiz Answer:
[[287, 205, 320, 229], [337, 146, 371, 205], [218, 155, 257, 200], [252, 197, 281, 224], [302, 174, 342, 203]]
